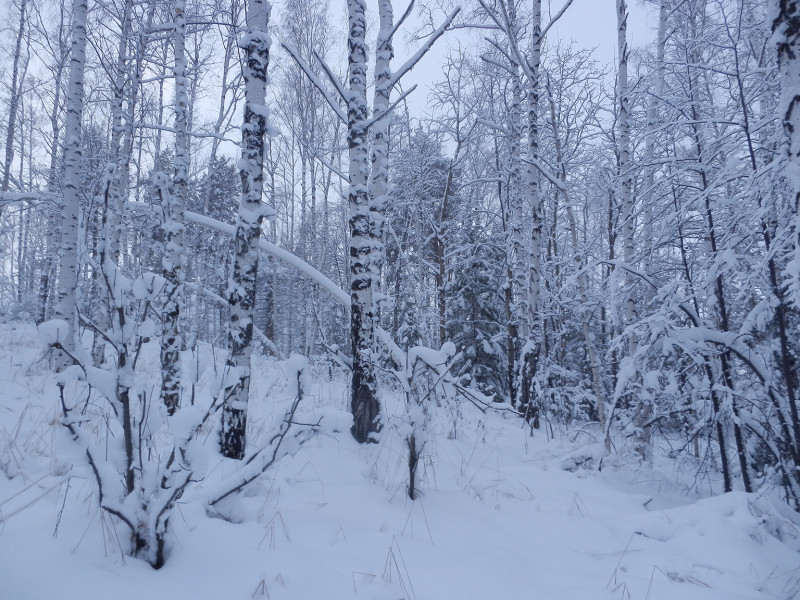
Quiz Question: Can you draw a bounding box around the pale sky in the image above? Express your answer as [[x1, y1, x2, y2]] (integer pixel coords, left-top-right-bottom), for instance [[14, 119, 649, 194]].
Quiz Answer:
[[551, 0, 656, 64]]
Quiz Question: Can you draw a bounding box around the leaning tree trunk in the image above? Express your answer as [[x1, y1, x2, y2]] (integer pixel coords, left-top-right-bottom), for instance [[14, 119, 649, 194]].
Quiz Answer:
[[348, 0, 381, 443], [53, 0, 88, 371], [220, 0, 273, 459]]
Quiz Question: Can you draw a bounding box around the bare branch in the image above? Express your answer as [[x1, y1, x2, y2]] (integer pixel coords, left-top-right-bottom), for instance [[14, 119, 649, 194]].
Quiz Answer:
[[282, 43, 347, 124], [389, 0, 416, 41], [389, 6, 461, 88], [540, 0, 576, 40], [363, 84, 418, 130]]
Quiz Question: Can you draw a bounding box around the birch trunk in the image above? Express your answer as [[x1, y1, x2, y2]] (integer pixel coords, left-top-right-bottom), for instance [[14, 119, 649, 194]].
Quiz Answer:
[[774, 0, 800, 310], [2, 0, 28, 200], [507, 62, 524, 409], [38, 6, 68, 324], [370, 0, 392, 310], [107, 0, 131, 260], [520, 0, 543, 423], [161, 0, 189, 414], [642, 0, 667, 298], [220, 0, 273, 459], [348, 0, 381, 443], [632, 0, 668, 458], [53, 0, 88, 370], [617, 0, 636, 342]]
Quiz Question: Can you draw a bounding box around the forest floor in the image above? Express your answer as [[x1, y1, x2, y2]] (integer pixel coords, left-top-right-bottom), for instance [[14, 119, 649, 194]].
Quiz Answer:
[[0, 321, 798, 600]]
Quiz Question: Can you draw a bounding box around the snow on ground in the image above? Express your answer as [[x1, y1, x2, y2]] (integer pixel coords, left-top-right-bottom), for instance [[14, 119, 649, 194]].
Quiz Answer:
[[0, 321, 798, 599]]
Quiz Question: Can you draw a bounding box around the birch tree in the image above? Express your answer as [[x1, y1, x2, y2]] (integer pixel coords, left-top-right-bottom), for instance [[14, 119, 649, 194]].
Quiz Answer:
[[52, 0, 88, 370], [159, 0, 189, 414], [345, 0, 380, 443], [30, 0, 70, 324], [614, 0, 643, 452], [520, 0, 543, 422], [774, 0, 800, 309], [616, 0, 635, 339], [2, 0, 29, 201], [220, 0, 274, 459], [285, 0, 459, 443]]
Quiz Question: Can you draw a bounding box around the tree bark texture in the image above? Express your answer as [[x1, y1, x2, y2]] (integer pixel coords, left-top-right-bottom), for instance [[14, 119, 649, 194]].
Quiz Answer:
[[221, 0, 273, 459]]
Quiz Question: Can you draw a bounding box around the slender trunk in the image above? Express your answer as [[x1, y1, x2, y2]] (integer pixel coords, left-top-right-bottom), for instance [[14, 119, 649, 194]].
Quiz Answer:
[[408, 433, 418, 500], [2, 0, 29, 200], [641, 0, 667, 298], [435, 160, 455, 346], [505, 0, 526, 409], [107, 0, 131, 260], [370, 0, 392, 329], [53, 0, 88, 370], [39, 22, 67, 324], [617, 0, 637, 346], [670, 181, 734, 491], [684, 13, 751, 489], [521, 0, 543, 422], [161, 0, 189, 414]]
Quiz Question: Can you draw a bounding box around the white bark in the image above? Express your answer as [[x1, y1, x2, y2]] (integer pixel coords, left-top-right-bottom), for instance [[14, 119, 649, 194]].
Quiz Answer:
[[348, 0, 381, 443], [370, 0, 393, 300], [507, 1, 526, 343], [617, 0, 636, 343], [521, 0, 543, 420], [106, 0, 131, 260], [111, 1, 154, 260], [2, 0, 29, 199], [632, 0, 668, 456], [53, 0, 88, 370], [641, 0, 668, 303], [161, 0, 189, 415], [508, 58, 525, 408]]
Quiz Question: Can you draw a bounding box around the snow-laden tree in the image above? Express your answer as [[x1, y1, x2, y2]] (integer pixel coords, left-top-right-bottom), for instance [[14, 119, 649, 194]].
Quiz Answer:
[[284, 0, 459, 443], [1, 0, 29, 202], [159, 0, 189, 415], [220, 0, 275, 459], [344, 0, 381, 443]]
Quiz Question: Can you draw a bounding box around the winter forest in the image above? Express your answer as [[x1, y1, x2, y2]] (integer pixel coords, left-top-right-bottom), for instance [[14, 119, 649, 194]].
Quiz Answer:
[[1, 0, 800, 595]]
